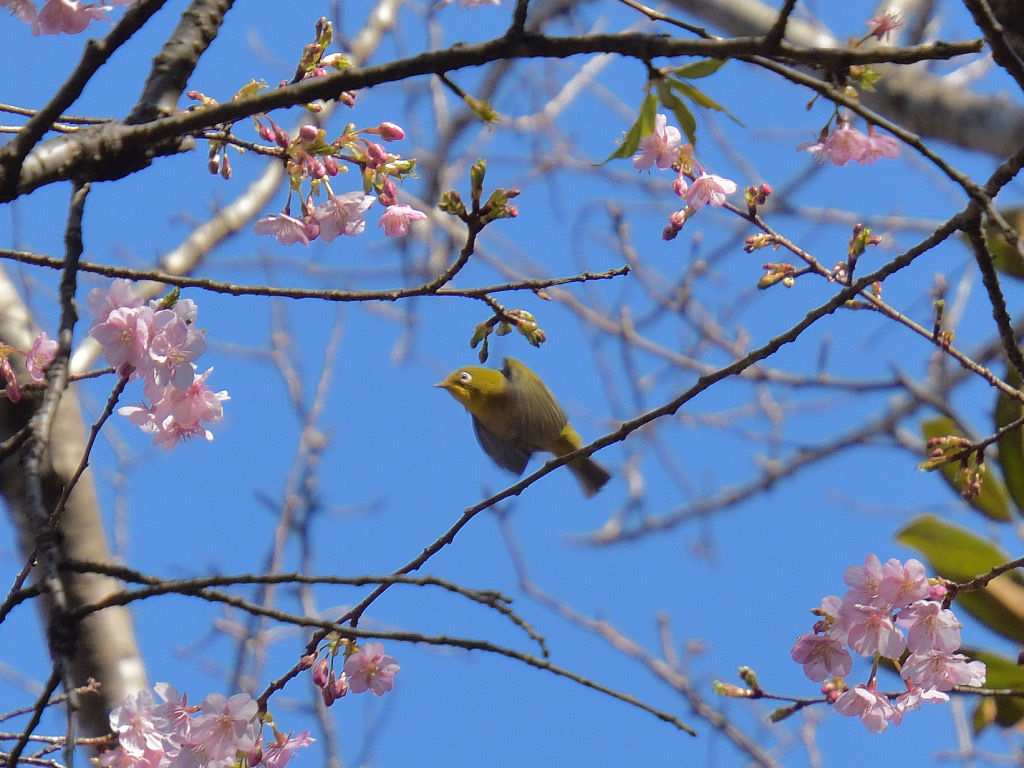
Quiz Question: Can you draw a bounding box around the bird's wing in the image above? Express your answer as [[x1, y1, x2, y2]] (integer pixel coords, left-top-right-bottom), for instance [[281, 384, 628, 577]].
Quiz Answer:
[[473, 415, 531, 474], [504, 358, 568, 449]]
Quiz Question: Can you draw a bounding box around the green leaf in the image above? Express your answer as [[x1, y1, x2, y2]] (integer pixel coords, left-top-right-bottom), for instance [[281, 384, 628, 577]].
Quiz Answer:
[[920, 416, 1012, 521], [962, 649, 1024, 732], [896, 514, 1024, 643], [671, 58, 728, 80], [597, 92, 658, 166], [655, 80, 697, 146], [666, 78, 744, 127], [994, 363, 1024, 517]]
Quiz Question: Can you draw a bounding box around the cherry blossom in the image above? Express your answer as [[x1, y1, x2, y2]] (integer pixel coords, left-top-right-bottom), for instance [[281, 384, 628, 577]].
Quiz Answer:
[[790, 555, 985, 732], [798, 121, 900, 166], [888, 687, 948, 726], [901, 650, 986, 692], [37, 0, 108, 34], [254, 213, 311, 246], [0, 356, 19, 403], [313, 191, 375, 242], [26, 331, 58, 382], [379, 204, 427, 237], [1, 0, 40, 33], [865, 11, 902, 41], [834, 685, 894, 733], [682, 172, 737, 211], [261, 730, 315, 768], [633, 113, 681, 171], [790, 633, 852, 682], [343, 641, 400, 696], [898, 599, 962, 653]]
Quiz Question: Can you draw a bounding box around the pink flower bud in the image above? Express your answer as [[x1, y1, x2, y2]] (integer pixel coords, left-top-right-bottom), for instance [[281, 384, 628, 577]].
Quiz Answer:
[[365, 142, 387, 168], [672, 174, 689, 198], [329, 672, 348, 700], [312, 659, 329, 688], [378, 122, 405, 141], [299, 124, 319, 143]]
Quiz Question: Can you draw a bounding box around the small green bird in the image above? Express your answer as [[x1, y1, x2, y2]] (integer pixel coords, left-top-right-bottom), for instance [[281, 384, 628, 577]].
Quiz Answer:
[[436, 357, 611, 497]]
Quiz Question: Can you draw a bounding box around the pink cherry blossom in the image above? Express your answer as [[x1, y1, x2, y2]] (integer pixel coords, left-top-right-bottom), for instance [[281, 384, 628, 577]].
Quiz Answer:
[[110, 689, 162, 756], [798, 122, 872, 166], [191, 692, 258, 761], [898, 599, 962, 653], [1, 357, 20, 403], [790, 633, 852, 682], [861, 129, 901, 164], [91, 305, 155, 376], [26, 331, 58, 382], [683, 172, 737, 211], [87, 277, 144, 330], [37, 0, 108, 34], [866, 11, 902, 41], [261, 730, 315, 768], [2, 0, 40, 34], [121, 367, 229, 449], [843, 553, 885, 606], [901, 650, 986, 691], [844, 603, 906, 658], [147, 309, 206, 391], [313, 191, 375, 242], [254, 213, 311, 246], [344, 641, 400, 696], [889, 687, 948, 725], [151, 683, 199, 747], [633, 113, 681, 171], [378, 204, 427, 237], [833, 684, 894, 733], [877, 557, 929, 609], [798, 122, 900, 166]]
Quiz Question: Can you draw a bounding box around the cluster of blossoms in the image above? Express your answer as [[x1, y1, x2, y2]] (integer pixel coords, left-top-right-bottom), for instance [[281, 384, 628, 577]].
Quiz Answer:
[[797, 120, 900, 167], [194, 20, 428, 247], [0, 330, 58, 403], [791, 555, 986, 733], [103, 684, 313, 768], [632, 113, 739, 240], [248, 119, 426, 246], [311, 641, 400, 704], [1, 0, 137, 35], [88, 279, 228, 449]]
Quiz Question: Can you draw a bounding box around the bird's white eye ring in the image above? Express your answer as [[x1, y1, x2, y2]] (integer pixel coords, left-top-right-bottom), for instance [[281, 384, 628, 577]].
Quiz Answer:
[[458, 371, 472, 384]]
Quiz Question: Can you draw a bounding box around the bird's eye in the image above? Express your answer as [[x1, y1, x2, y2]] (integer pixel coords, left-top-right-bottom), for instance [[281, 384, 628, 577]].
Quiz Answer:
[[458, 371, 472, 384]]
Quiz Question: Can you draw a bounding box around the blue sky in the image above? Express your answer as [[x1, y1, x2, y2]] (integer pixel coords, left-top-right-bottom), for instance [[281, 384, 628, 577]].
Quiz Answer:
[[1, 1, 1022, 766]]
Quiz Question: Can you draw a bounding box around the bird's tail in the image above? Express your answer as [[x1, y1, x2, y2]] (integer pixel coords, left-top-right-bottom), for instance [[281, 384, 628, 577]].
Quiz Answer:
[[569, 457, 612, 498]]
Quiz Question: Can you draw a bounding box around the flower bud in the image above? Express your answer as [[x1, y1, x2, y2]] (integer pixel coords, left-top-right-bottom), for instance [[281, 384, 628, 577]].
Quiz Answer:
[[312, 659, 329, 688], [378, 122, 405, 141]]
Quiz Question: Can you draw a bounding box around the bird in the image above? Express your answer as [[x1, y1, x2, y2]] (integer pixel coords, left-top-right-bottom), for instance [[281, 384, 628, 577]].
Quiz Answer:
[[435, 357, 611, 497]]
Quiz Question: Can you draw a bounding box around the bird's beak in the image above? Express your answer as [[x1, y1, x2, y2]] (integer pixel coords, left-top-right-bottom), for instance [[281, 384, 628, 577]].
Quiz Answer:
[[433, 381, 448, 390]]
